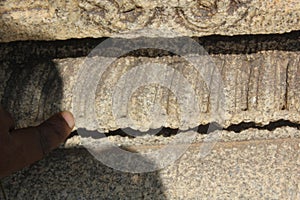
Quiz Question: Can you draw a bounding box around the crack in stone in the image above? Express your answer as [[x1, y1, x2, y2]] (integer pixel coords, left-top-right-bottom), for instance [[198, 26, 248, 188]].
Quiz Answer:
[[67, 119, 300, 138], [1, 30, 300, 62], [1, 31, 300, 131]]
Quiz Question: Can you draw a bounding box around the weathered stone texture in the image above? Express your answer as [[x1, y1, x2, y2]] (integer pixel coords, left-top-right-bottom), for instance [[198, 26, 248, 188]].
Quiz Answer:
[[1, 50, 300, 131], [2, 127, 300, 199], [0, 0, 300, 42]]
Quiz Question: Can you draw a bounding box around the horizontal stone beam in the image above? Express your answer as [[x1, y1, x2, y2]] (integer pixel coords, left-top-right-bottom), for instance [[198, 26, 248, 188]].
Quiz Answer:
[[1, 43, 300, 131], [2, 127, 300, 199], [0, 0, 300, 42]]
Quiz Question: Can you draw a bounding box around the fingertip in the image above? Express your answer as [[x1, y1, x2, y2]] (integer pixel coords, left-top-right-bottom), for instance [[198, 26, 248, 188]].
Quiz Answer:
[[61, 111, 75, 129]]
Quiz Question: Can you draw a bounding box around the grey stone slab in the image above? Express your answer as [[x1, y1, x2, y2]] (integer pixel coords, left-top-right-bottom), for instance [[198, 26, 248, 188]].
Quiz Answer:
[[2, 127, 299, 199]]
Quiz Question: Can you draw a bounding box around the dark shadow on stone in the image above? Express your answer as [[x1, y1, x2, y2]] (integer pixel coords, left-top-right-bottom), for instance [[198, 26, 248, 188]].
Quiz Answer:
[[225, 119, 300, 133], [1, 21, 299, 199], [0, 18, 66, 127], [2, 148, 167, 199], [0, 59, 63, 128], [0, 38, 167, 199], [0, 30, 299, 61]]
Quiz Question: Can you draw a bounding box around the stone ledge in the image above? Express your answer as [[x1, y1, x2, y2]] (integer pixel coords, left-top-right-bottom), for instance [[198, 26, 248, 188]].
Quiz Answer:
[[0, 0, 299, 42], [2, 127, 299, 199], [1, 50, 300, 131]]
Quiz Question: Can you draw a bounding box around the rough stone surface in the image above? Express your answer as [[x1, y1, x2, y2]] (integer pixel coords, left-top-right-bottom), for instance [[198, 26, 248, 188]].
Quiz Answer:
[[1, 1, 299, 199], [2, 127, 300, 199], [0, 0, 300, 42], [1, 46, 300, 131]]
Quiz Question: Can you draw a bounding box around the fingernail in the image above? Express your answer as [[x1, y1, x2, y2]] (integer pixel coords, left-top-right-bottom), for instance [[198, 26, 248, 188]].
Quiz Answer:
[[61, 111, 75, 129]]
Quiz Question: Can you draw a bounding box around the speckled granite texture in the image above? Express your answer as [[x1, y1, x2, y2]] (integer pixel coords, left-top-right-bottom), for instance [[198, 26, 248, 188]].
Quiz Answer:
[[0, 34, 300, 131], [2, 127, 299, 199], [0, 0, 300, 42], [0, 1, 299, 198]]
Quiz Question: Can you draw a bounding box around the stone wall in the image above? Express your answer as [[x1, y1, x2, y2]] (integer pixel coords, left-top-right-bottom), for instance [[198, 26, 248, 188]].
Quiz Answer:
[[1, 0, 300, 199]]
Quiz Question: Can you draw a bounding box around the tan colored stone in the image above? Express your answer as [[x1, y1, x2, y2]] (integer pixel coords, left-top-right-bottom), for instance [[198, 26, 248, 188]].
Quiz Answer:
[[1, 49, 300, 131], [0, 0, 299, 42]]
